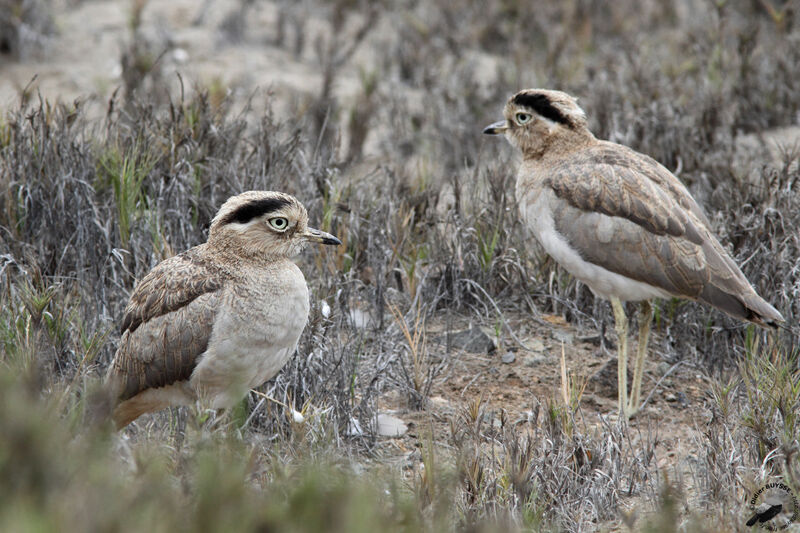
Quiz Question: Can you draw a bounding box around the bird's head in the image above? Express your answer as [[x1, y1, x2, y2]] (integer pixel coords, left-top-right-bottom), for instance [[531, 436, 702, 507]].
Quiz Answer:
[[208, 191, 341, 258], [483, 89, 591, 158]]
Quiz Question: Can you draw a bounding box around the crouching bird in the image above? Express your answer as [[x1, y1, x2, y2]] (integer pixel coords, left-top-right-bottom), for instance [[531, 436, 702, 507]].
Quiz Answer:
[[484, 89, 784, 418], [105, 191, 341, 428]]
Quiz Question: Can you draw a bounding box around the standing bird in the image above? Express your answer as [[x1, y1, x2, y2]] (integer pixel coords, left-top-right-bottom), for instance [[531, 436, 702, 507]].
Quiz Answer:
[[483, 89, 783, 417], [105, 191, 341, 428]]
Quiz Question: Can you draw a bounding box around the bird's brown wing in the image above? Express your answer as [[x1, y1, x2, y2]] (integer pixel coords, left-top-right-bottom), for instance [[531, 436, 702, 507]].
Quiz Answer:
[[592, 142, 712, 227], [548, 193, 783, 325], [547, 144, 708, 245], [120, 246, 227, 333], [108, 246, 230, 402]]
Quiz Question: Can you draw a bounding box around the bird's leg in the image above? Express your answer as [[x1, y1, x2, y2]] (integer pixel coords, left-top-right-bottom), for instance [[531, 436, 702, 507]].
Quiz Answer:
[[610, 297, 629, 417], [628, 300, 654, 416]]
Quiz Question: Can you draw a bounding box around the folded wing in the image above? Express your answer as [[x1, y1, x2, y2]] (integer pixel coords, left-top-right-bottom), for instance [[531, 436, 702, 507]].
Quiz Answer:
[[107, 247, 230, 402], [546, 148, 783, 326]]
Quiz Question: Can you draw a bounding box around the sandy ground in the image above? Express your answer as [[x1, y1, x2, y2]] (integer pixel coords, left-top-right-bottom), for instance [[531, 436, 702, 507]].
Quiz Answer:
[[0, 0, 369, 119], [364, 309, 715, 527]]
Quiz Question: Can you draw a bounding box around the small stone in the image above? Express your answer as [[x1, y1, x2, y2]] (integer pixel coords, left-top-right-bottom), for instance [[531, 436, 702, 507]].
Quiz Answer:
[[665, 393, 677, 402], [429, 396, 450, 407], [433, 327, 496, 354], [527, 339, 546, 352], [376, 413, 408, 437], [676, 392, 689, 407], [657, 362, 672, 376], [428, 396, 454, 415], [501, 351, 516, 364]]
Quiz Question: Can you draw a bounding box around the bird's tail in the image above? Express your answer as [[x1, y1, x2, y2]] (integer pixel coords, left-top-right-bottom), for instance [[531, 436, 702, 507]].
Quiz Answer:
[[743, 294, 785, 329]]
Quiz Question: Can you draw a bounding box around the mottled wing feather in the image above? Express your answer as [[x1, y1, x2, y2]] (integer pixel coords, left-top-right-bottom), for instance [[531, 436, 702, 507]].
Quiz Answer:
[[593, 143, 712, 227], [551, 201, 783, 324], [109, 245, 230, 401], [547, 144, 706, 245], [110, 292, 220, 401], [120, 246, 228, 333]]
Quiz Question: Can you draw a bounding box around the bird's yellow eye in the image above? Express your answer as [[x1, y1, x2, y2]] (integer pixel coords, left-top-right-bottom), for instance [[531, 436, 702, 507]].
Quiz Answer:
[[268, 217, 289, 231], [515, 112, 532, 125]]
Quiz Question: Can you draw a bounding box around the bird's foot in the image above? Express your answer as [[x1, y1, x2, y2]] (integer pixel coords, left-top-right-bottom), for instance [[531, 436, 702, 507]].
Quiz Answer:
[[615, 397, 641, 420], [623, 403, 640, 419]]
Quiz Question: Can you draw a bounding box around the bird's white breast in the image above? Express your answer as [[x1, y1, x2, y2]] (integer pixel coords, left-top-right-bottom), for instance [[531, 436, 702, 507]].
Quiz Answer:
[[519, 182, 671, 302], [190, 261, 310, 407]]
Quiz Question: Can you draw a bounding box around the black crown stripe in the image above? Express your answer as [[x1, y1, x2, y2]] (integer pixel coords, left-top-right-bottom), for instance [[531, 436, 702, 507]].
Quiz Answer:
[[512, 92, 571, 127], [221, 196, 293, 225]]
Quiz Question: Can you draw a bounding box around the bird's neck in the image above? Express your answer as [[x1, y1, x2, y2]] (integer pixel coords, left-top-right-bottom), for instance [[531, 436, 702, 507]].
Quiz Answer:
[[205, 240, 288, 269], [523, 128, 595, 162]]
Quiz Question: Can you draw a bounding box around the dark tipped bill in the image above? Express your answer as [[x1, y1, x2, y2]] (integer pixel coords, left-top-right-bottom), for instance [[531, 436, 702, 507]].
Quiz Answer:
[[304, 227, 341, 246], [483, 120, 508, 135]]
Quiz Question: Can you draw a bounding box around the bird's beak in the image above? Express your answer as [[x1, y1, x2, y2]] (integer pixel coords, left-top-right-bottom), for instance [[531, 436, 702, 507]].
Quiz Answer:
[[483, 120, 508, 135], [303, 227, 341, 246]]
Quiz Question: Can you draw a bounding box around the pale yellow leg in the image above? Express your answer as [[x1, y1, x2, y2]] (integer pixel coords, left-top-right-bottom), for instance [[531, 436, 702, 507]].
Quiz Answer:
[[610, 297, 629, 417], [628, 300, 653, 416]]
